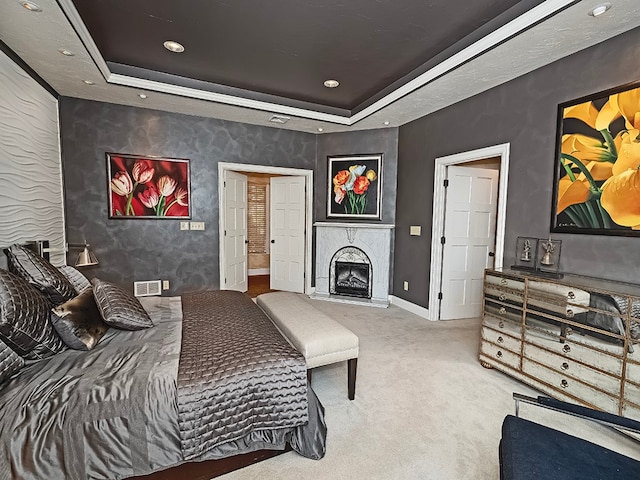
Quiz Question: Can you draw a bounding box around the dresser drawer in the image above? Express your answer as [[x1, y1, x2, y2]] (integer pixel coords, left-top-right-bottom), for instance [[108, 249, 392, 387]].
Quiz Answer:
[[485, 272, 525, 293], [622, 400, 640, 422], [524, 327, 622, 376], [483, 314, 522, 337], [523, 343, 621, 395], [480, 340, 521, 370], [623, 380, 640, 406], [482, 326, 521, 353], [522, 360, 619, 413]]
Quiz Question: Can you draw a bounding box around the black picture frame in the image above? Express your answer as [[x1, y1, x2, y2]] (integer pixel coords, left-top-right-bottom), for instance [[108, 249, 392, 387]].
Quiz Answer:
[[550, 81, 640, 236], [327, 154, 382, 219], [107, 153, 191, 219]]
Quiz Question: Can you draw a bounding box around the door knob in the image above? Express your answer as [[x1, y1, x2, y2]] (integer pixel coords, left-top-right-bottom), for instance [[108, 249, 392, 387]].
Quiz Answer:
[[271, 239, 275, 243], [488, 252, 495, 257], [244, 239, 248, 244]]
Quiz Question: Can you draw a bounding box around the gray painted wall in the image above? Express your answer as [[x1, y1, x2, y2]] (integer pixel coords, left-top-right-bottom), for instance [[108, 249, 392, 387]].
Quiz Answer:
[[59, 98, 316, 294], [394, 27, 640, 309]]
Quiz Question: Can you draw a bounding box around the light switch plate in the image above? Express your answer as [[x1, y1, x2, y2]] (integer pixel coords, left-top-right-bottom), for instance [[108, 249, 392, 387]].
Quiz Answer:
[[162, 280, 170, 290], [190, 221, 205, 230], [403, 281, 409, 291], [180, 221, 190, 230], [410, 225, 421, 236]]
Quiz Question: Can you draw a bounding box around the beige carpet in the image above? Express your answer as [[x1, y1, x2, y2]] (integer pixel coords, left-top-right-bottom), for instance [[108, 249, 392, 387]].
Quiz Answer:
[[225, 296, 640, 479]]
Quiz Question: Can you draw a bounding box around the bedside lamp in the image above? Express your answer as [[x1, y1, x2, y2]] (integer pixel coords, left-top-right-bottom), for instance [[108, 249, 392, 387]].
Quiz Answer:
[[73, 244, 99, 267]]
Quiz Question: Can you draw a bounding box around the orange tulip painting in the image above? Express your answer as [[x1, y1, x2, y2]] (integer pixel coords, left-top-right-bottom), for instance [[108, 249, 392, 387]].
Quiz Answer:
[[107, 153, 191, 219], [328, 154, 382, 219], [552, 83, 640, 235]]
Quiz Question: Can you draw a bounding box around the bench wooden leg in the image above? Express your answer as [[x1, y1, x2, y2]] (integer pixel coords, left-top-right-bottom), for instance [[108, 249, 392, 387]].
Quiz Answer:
[[347, 358, 357, 401], [307, 369, 312, 383]]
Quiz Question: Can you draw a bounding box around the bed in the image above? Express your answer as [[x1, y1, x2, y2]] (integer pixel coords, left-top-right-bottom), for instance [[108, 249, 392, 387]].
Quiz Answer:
[[0, 242, 326, 479]]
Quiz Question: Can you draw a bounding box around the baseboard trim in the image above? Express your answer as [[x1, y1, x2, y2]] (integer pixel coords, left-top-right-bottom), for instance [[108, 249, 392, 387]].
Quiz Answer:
[[248, 268, 270, 276], [389, 295, 432, 320]]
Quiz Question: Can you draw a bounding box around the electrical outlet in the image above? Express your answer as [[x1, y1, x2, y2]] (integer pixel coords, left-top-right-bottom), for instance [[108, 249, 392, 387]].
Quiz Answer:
[[403, 281, 409, 291], [180, 221, 190, 230], [190, 221, 205, 230], [162, 280, 170, 290]]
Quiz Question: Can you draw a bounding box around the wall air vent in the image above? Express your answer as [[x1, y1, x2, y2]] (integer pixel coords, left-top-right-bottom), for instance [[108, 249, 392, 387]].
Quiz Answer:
[[269, 114, 291, 124], [134, 280, 162, 297]]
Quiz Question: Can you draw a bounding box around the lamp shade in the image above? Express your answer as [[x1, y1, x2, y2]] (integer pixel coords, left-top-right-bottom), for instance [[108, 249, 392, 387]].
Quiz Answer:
[[75, 245, 98, 267]]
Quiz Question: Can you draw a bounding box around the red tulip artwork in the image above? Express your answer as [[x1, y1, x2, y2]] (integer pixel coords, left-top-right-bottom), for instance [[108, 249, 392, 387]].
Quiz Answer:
[[107, 153, 191, 219]]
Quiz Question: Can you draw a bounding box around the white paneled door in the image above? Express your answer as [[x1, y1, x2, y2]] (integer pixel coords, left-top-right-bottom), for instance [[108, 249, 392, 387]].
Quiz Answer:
[[223, 170, 248, 292], [270, 176, 305, 293], [440, 166, 499, 320]]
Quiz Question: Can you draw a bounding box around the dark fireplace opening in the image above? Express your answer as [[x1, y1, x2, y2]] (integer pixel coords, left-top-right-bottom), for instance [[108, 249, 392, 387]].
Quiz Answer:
[[334, 261, 370, 298]]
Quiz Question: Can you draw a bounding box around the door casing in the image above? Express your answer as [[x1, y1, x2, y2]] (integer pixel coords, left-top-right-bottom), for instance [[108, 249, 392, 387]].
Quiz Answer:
[[218, 162, 314, 294], [428, 143, 510, 321]]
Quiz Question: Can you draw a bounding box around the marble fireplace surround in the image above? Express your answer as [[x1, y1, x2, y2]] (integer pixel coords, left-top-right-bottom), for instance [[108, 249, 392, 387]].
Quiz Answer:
[[312, 222, 394, 307]]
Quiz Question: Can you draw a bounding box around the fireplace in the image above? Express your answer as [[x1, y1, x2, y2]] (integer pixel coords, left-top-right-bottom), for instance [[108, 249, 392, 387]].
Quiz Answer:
[[334, 262, 370, 298], [313, 222, 393, 307], [330, 246, 372, 299]]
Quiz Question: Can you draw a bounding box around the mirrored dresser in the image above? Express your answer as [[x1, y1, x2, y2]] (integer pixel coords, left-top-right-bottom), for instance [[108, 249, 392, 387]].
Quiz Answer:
[[479, 268, 640, 420]]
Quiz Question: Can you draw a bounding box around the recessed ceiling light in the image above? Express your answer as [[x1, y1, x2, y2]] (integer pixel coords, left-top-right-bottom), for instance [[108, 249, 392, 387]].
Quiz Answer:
[[59, 49, 75, 57], [163, 40, 185, 53], [82, 80, 95, 85], [317, 127, 324, 132], [323, 79, 339, 88], [138, 93, 147, 99], [383, 121, 390, 126], [589, 3, 611, 16], [19, 1, 42, 12]]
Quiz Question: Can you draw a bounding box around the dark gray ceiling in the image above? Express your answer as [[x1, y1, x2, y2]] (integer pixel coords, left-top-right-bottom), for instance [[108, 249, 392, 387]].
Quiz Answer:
[[70, 0, 545, 115]]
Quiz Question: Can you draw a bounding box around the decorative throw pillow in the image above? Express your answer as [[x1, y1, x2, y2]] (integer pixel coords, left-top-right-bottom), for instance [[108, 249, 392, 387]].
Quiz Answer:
[[6, 244, 76, 306], [0, 269, 67, 359], [51, 287, 109, 351], [0, 338, 24, 386], [91, 278, 153, 330], [58, 265, 92, 294]]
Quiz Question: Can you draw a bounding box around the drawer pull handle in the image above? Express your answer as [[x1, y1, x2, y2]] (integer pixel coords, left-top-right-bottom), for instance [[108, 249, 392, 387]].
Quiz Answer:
[[500, 279, 507, 286], [566, 309, 574, 318], [567, 291, 575, 300], [499, 294, 506, 301], [496, 350, 503, 358], [497, 336, 504, 344], [499, 307, 506, 315], [561, 379, 569, 388], [499, 321, 505, 329], [561, 362, 569, 371], [563, 344, 571, 353]]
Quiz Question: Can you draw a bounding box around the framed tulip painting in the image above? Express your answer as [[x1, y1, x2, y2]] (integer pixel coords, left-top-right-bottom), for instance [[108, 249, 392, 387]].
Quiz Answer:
[[107, 153, 191, 219], [551, 81, 640, 236], [328, 154, 382, 219]]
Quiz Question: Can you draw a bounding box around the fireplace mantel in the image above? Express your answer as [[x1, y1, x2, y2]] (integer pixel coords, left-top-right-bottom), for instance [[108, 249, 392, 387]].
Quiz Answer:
[[312, 222, 395, 307]]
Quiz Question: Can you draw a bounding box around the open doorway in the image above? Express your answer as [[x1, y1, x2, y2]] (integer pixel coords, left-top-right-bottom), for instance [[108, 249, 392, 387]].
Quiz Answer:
[[428, 143, 510, 321], [218, 162, 314, 295]]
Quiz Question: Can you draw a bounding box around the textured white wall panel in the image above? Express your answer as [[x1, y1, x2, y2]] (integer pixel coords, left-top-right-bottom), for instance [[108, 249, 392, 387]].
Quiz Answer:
[[0, 50, 65, 266]]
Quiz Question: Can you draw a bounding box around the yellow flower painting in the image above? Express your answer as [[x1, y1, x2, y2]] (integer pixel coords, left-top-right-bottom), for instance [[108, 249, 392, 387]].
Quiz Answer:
[[553, 83, 640, 234]]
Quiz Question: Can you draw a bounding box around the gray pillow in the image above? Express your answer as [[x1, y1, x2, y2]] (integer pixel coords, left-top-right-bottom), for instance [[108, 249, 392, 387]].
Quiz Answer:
[[6, 244, 76, 306], [0, 338, 24, 385], [0, 269, 67, 359], [58, 265, 92, 294], [91, 278, 153, 330], [51, 287, 109, 350]]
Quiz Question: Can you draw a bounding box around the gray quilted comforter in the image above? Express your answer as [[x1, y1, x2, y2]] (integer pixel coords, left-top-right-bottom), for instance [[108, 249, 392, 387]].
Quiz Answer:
[[177, 290, 311, 459], [0, 293, 326, 480]]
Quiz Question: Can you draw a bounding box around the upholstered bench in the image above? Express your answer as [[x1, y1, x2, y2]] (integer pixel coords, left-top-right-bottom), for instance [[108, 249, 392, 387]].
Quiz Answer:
[[256, 291, 359, 400]]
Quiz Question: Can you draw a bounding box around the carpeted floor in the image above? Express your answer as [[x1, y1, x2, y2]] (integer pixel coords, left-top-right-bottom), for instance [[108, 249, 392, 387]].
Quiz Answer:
[[224, 295, 640, 480]]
